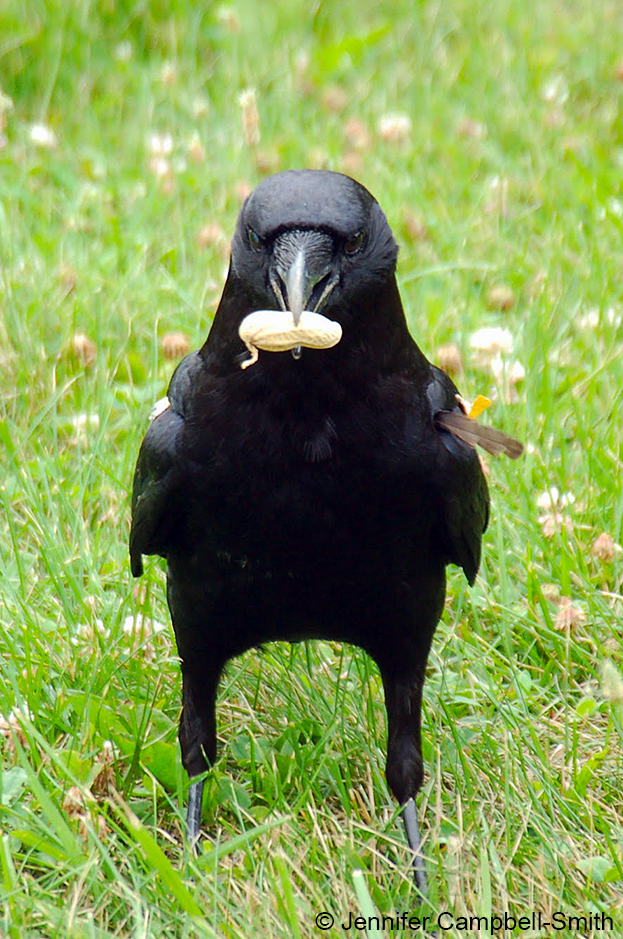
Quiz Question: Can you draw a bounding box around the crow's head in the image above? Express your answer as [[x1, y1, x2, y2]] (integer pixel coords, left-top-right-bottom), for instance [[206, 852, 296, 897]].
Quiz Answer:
[[230, 170, 398, 326]]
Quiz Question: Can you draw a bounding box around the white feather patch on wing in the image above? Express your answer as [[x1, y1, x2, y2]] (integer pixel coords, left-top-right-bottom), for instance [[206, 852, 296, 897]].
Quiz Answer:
[[149, 396, 171, 421]]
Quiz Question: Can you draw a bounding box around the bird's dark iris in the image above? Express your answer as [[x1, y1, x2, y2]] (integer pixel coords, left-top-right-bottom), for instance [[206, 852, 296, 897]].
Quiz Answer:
[[344, 230, 366, 255], [248, 227, 262, 250]]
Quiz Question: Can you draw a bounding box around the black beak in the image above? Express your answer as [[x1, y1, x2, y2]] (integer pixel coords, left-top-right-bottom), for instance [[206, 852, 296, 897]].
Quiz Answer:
[[270, 230, 337, 326]]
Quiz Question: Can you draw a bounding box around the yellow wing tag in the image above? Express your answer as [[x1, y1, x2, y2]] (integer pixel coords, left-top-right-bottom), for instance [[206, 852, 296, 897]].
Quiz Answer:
[[468, 395, 492, 419]]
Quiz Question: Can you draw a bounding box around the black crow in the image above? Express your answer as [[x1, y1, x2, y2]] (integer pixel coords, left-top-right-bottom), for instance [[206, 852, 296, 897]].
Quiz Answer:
[[130, 169, 522, 891]]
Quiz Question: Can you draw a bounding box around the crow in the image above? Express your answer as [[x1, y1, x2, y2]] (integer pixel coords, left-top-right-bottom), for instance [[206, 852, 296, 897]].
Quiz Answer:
[[130, 169, 522, 892]]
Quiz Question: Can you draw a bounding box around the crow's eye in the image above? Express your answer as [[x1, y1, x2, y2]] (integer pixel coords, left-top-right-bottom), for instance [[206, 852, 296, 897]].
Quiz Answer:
[[344, 230, 366, 255], [247, 227, 262, 250]]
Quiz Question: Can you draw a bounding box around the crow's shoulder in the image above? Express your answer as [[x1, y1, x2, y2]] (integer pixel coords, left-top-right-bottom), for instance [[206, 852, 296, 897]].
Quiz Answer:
[[129, 352, 202, 576]]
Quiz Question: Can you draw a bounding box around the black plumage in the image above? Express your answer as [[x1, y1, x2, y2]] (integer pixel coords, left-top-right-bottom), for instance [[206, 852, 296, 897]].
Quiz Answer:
[[130, 169, 521, 890]]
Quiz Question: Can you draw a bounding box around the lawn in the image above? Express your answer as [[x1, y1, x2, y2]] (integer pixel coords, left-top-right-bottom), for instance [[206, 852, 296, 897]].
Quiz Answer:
[[1, 1, 622, 936]]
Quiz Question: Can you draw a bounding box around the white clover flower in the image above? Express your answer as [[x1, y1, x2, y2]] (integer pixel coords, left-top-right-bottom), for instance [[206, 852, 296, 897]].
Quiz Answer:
[[536, 487, 574, 511], [377, 113, 412, 144], [490, 358, 525, 384], [123, 613, 166, 637], [148, 133, 174, 156], [578, 308, 599, 330], [192, 96, 210, 119], [601, 660, 623, 703], [71, 414, 100, 431], [72, 620, 110, 646], [71, 331, 97, 366], [149, 157, 171, 178], [605, 307, 622, 328], [239, 88, 260, 146], [216, 5, 241, 32], [538, 511, 573, 538], [592, 533, 621, 562], [537, 487, 560, 511], [0, 706, 33, 749], [187, 133, 205, 163], [541, 74, 569, 104], [160, 62, 177, 86], [162, 332, 190, 360], [30, 124, 57, 149], [114, 41, 133, 62], [554, 597, 586, 632], [469, 326, 514, 358], [123, 614, 167, 663], [1, 705, 33, 726]]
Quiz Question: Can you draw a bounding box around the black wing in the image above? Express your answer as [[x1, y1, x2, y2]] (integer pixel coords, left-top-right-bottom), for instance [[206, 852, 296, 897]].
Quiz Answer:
[[427, 366, 491, 585], [129, 352, 201, 577]]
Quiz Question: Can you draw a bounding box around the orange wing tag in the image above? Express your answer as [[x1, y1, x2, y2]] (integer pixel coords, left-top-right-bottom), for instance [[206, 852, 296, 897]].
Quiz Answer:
[[468, 395, 492, 419]]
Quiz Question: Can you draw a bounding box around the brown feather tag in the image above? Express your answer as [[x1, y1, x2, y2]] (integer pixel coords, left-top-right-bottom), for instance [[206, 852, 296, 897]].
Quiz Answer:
[[436, 410, 524, 459]]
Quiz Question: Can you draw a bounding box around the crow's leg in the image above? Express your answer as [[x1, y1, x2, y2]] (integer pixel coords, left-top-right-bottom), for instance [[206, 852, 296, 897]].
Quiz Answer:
[[402, 797, 428, 894], [186, 778, 204, 847], [178, 659, 224, 847], [380, 663, 429, 894]]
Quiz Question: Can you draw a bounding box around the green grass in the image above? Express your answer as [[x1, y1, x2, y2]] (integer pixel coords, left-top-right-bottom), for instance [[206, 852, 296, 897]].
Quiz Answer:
[[1, 0, 623, 935]]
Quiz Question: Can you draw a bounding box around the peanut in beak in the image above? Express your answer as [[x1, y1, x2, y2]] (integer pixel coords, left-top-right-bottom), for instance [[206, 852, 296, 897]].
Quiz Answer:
[[238, 309, 342, 369]]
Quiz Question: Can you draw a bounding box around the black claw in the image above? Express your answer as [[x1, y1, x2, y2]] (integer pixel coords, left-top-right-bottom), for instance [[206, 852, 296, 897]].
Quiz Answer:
[[186, 779, 205, 850], [402, 798, 428, 895]]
